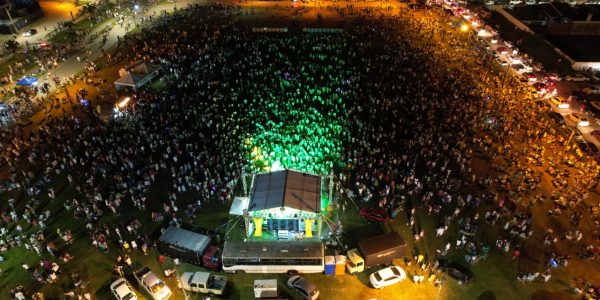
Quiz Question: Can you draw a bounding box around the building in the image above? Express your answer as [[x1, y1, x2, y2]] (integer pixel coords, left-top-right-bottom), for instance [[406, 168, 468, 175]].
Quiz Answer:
[[496, 4, 600, 71], [0, 0, 43, 34], [243, 170, 323, 241]]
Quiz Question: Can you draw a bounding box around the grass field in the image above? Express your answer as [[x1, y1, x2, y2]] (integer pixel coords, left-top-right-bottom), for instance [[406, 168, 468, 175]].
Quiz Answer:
[[0, 172, 587, 299]]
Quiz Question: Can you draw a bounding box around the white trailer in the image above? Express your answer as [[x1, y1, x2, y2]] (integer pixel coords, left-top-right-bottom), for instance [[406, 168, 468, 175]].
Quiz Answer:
[[254, 279, 278, 299]]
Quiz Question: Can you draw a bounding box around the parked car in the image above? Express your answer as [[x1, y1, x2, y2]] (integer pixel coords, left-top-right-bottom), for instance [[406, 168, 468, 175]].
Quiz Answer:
[[359, 207, 390, 223], [524, 73, 537, 82], [110, 278, 138, 300], [565, 74, 590, 82], [494, 58, 509, 67], [534, 99, 551, 110], [369, 266, 407, 289], [22, 29, 38, 37], [567, 127, 585, 142], [575, 141, 590, 155], [485, 0, 495, 5], [133, 267, 172, 300], [525, 0, 536, 4], [287, 276, 319, 300], [180, 271, 227, 295], [550, 96, 569, 109], [437, 259, 474, 284], [568, 113, 590, 127], [582, 85, 600, 95], [585, 142, 598, 156], [547, 111, 565, 125], [591, 130, 600, 141], [544, 73, 561, 82]]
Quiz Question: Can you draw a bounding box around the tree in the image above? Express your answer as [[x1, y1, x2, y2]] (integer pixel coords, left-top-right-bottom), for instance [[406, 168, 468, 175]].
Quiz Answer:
[[4, 39, 20, 53], [63, 21, 76, 29], [82, 4, 97, 15]]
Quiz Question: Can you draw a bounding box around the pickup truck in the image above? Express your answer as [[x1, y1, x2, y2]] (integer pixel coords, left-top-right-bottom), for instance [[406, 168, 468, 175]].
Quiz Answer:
[[133, 266, 172, 300], [180, 271, 227, 295]]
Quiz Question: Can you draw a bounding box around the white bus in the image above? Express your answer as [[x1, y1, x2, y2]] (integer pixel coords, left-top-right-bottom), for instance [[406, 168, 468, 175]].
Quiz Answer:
[[222, 241, 324, 274]]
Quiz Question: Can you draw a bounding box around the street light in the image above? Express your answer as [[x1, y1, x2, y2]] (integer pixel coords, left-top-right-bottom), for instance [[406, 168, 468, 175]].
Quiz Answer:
[[460, 24, 469, 32], [132, 4, 139, 26], [4, 6, 18, 34]]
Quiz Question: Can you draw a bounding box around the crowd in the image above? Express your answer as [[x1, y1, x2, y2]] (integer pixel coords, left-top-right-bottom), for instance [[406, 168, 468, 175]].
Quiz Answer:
[[0, 2, 599, 299]]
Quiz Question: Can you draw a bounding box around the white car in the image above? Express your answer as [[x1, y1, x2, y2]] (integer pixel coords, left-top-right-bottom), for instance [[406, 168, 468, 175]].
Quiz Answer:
[[582, 85, 600, 95], [509, 0, 523, 4], [568, 113, 590, 127], [110, 278, 138, 300], [565, 74, 590, 82], [485, 0, 495, 5], [495, 58, 509, 67], [525, 0, 536, 4], [545, 73, 562, 82], [369, 266, 406, 289], [508, 56, 522, 64]]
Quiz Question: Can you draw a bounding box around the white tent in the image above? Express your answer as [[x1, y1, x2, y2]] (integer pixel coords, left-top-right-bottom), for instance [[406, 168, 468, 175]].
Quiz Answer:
[[229, 197, 249, 215]]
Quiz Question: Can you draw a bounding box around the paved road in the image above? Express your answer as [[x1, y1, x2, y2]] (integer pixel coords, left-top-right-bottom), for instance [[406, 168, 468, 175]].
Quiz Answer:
[[0, 0, 81, 46]]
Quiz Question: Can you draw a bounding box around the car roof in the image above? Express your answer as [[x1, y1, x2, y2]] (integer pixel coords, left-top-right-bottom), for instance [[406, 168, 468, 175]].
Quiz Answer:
[[375, 266, 401, 279], [143, 273, 161, 287], [111, 279, 133, 297], [291, 276, 316, 292]]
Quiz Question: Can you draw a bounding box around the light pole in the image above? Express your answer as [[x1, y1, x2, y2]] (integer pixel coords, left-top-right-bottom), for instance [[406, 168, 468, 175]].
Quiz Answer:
[[133, 4, 139, 26], [4, 6, 18, 34]]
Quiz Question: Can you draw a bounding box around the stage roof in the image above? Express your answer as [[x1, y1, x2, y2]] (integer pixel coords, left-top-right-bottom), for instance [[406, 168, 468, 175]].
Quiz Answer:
[[248, 170, 321, 213]]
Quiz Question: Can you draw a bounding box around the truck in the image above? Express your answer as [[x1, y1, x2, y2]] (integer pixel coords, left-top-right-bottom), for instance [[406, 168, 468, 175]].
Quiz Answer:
[[133, 266, 172, 300], [180, 271, 227, 295], [346, 232, 406, 274], [157, 226, 221, 270], [254, 279, 278, 298]]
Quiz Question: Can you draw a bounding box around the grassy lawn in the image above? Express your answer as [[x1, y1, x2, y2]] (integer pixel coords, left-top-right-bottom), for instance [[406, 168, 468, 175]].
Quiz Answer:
[[0, 94, 586, 300], [49, 28, 79, 44]]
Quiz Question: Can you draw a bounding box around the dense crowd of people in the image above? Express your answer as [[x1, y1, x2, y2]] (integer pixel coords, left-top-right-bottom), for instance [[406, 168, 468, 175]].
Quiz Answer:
[[0, 2, 599, 299]]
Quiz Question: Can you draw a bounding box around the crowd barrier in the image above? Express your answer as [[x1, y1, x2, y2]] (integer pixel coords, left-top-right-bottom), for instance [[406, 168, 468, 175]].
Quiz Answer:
[[303, 28, 344, 33], [252, 27, 289, 32]]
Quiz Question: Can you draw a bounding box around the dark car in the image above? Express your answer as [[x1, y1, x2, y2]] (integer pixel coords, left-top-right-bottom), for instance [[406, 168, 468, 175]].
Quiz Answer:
[[546, 111, 565, 125], [575, 141, 589, 154], [585, 142, 598, 155], [359, 207, 390, 223], [534, 100, 551, 111], [591, 130, 600, 143], [287, 275, 319, 300], [22, 29, 38, 37], [437, 259, 473, 284]]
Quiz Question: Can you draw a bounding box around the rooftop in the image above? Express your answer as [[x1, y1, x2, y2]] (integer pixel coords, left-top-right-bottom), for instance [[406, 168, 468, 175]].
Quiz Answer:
[[510, 3, 600, 21], [248, 170, 321, 213], [547, 35, 600, 61]]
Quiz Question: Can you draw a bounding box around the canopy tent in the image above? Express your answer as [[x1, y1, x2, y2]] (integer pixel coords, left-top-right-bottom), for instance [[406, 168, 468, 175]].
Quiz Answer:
[[16, 77, 37, 86], [114, 62, 162, 91], [229, 197, 249, 215]]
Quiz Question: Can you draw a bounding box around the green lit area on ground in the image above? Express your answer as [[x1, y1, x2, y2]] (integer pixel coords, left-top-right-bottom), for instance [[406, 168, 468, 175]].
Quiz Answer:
[[242, 36, 349, 175]]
